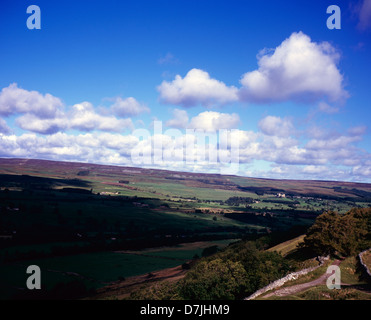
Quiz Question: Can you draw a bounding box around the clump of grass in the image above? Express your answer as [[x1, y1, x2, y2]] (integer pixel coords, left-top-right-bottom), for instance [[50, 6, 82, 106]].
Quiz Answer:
[[339, 256, 366, 285], [129, 281, 181, 300], [296, 286, 371, 300]]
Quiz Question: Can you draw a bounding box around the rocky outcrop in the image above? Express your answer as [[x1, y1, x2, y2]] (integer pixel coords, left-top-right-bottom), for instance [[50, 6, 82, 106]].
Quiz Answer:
[[245, 256, 329, 300]]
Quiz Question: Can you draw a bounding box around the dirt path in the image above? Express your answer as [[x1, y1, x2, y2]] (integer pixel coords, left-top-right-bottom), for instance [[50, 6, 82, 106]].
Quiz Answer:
[[263, 260, 341, 298]]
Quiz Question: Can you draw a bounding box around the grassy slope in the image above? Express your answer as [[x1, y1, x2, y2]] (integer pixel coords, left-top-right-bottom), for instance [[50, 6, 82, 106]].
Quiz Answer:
[[267, 235, 305, 256]]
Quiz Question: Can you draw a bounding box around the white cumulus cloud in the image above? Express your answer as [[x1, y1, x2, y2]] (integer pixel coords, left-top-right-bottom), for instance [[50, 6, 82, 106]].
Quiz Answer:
[[165, 109, 189, 129], [70, 102, 134, 132], [188, 111, 240, 132], [0, 83, 63, 118], [111, 97, 150, 117], [239, 32, 348, 103], [258, 115, 294, 137], [157, 68, 238, 107], [16, 113, 68, 135]]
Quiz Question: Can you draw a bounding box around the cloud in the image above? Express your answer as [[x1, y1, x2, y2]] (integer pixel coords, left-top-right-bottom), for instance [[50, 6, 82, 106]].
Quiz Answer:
[[232, 122, 368, 170], [96, 133, 139, 153], [158, 52, 179, 65], [0, 132, 139, 164], [357, 0, 371, 30], [258, 115, 294, 137], [0, 85, 140, 134], [305, 135, 362, 150], [260, 164, 354, 181], [0, 120, 370, 181], [348, 125, 367, 136], [0, 83, 63, 118], [16, 113, 67, 134], [259, 137, 307, 165], [352, 165, 371, 177], [157, 68, 238, 107], [239, 32, 348, 103], [188, 111, 240, 131], [301, 165, 329, 174], [0, 118, 11, 134], [111, 97, 150, 117], [165, 109, 189, 129], [70, 102, 134, 132], [317, 101, 340, 114], [157, 33, 349, 107], [12, 101, 134, 134], [165, 109, 240, 132]]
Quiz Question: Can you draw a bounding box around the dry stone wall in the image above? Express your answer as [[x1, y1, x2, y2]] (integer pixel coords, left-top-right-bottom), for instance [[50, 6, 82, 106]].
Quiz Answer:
[[358, 249, 371, 281], [245, 256, 328, 300]]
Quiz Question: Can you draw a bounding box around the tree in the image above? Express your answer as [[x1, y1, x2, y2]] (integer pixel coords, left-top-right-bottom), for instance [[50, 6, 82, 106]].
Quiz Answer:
[[301, 211, 340, 256], [343, 207, 370, 252], [179, 259, 249, 300], [301, 208, 371, 257]]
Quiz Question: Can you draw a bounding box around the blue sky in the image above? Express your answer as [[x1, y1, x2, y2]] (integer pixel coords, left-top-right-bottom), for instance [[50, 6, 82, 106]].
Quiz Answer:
[[0, 0, 371, 181]]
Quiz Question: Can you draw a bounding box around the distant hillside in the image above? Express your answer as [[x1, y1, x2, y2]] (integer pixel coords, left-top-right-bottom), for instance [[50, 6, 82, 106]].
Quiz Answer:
[[1, 158, 371, 201]]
